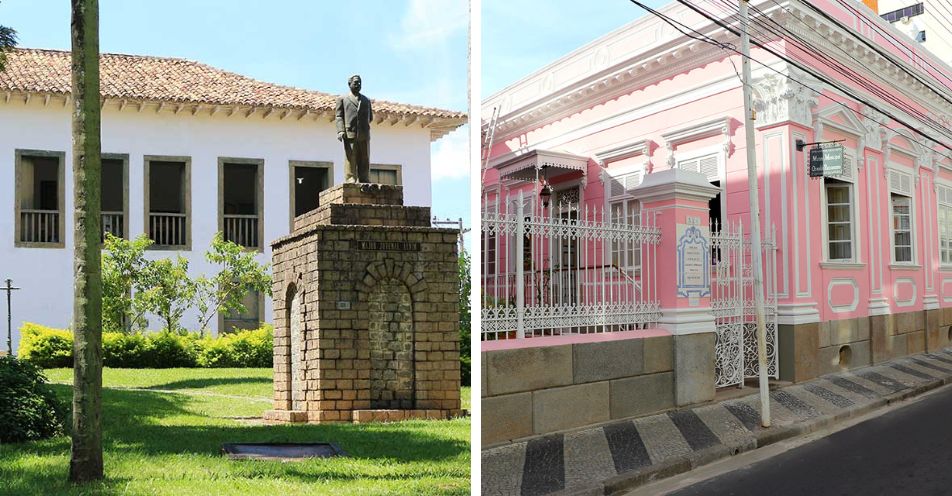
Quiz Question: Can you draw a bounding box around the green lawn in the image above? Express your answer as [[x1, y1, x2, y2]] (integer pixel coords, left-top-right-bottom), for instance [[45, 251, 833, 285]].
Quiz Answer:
[[1, 368, 471, 495]]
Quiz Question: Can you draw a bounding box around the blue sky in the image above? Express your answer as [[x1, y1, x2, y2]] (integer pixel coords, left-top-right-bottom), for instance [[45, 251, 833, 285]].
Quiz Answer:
[[0, 0, 470, 231], [482, 0, 666, 98]]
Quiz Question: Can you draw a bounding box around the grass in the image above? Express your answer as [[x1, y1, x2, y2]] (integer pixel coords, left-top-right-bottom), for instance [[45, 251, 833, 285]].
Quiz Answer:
[[1, 368, 471, 495]]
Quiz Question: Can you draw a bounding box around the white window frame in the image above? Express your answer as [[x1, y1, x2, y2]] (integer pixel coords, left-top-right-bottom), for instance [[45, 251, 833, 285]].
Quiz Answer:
[[937, 182, 952, 267], [604, 164, 643, 271], [673, 145, 726, 221], [887, 167, 916, 265], [820, 150, 860, 263]]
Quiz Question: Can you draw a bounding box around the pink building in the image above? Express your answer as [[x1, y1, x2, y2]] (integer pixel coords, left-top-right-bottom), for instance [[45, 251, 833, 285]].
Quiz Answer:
[[480, 0, 952, 444]]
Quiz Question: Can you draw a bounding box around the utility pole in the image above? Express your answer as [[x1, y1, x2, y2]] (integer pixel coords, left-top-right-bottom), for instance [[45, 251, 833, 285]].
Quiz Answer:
[[740, 0, 771, 427], [2, 279, 21, 356]]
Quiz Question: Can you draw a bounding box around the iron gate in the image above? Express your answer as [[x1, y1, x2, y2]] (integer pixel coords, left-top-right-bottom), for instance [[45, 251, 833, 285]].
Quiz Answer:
[[711, 220, 778, 388]]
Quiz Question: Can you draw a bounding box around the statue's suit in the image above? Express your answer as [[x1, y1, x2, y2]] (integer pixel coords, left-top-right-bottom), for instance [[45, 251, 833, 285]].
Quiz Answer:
[[335, 92, 373, 183]]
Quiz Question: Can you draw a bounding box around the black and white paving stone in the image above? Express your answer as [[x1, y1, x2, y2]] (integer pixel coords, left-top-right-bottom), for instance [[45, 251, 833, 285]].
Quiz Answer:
[[480, 348, 952, 496]]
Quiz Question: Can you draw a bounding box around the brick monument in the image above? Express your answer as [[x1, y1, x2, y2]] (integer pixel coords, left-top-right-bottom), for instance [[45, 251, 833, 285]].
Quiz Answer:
[[263, 183, 463, 423]]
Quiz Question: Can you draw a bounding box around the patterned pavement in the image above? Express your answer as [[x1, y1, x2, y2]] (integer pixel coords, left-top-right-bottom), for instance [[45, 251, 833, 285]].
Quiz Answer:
[[481, 349, 952, 496]]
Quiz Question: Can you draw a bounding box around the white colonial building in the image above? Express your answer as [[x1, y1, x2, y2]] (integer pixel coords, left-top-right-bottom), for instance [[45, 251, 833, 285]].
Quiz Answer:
[[0, 48, 466, 350]]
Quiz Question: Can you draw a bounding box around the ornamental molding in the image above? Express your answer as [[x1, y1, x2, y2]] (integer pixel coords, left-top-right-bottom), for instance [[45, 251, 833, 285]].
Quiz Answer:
[[593, 139, 653, 165], [483, 0, 952, 145], [661, 117, 732, 167], [751, 64, 820, 128]]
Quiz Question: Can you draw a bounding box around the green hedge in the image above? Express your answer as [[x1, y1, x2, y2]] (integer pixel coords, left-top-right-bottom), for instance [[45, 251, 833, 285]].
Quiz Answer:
[[18, 323, 273, 369]]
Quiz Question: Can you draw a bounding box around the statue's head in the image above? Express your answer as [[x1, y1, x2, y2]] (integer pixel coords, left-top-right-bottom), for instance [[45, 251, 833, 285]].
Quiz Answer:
[[348, 74, 362, 94]]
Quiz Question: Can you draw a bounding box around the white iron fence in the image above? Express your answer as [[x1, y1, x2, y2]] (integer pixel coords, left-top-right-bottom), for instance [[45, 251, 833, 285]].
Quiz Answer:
[[481, 192, 662, 340], [711, 219, 778, 388]]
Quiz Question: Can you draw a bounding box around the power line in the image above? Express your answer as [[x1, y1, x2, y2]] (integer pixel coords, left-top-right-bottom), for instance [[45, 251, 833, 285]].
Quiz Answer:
[[628, 0, 952, 161], [662, 0, 952, 160], [839, 0, 952, 88], [715, 0, 952, 143]]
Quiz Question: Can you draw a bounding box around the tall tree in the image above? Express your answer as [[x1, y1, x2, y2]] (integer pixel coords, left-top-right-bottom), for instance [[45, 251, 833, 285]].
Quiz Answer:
[[69, 0, 103, 483], [0, 1, 17, 72]]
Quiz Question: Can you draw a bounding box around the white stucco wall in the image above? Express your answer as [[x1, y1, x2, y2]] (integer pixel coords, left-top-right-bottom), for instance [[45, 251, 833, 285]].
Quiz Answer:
[[0, 98, 434, 351]]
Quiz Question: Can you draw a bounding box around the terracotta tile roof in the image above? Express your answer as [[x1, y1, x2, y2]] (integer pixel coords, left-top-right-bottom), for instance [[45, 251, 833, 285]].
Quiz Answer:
[[0, 48, 466, 129]]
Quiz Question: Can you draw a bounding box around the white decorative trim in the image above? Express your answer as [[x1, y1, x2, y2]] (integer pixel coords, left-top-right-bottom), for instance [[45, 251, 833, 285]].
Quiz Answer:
[[631, 167, 720, 204], [828, 278, 860, 313], [659, 306, 716, 336], [924, 294, 940, 310], [483, 1, 952, 141], [777, 303, 820, 325], [943, 278, 952, 303], [868, 298, 890, 315], [661, 117, 731, 168], [593, 139, 651, 165], [894, 278, 917, 308], [751, 64, 820, 128]]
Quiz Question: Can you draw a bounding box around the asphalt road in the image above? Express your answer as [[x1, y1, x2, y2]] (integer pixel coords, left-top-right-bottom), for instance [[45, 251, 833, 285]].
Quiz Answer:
[[667, 384, 952, 496]]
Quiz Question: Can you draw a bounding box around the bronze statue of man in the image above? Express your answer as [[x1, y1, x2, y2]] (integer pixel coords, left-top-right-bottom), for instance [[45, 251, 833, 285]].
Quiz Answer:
[[335, 74, 373, 183]]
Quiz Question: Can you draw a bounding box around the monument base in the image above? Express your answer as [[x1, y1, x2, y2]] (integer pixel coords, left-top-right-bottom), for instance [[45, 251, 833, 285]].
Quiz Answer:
[[263, 408, 467, 424]]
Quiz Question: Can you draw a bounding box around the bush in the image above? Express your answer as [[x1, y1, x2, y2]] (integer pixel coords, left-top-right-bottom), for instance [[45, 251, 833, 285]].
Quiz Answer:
[[0, 356, 67, 442], [19, 324, 272, 369], [18, 323, 73, 368], [196, 325, 273, 368], [103, 332, 151, 368]]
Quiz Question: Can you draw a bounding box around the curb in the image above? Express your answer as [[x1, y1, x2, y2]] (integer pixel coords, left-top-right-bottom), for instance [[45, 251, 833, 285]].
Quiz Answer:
[[564, 370, 952, 496]]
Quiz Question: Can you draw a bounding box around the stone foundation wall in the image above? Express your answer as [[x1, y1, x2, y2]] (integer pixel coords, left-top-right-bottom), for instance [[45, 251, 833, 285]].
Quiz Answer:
[[481, 335, 674, 447], [779, 307, 952, 383]]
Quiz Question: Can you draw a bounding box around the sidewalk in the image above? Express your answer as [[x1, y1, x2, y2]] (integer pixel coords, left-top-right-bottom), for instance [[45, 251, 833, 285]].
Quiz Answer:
[[481, 348, 952, 496]]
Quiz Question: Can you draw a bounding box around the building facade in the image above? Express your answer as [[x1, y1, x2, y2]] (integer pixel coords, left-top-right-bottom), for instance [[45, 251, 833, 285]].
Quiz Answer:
[[480, 0, 952, 444], [877, 0, 952, 64], [0, 48, 466, 350]]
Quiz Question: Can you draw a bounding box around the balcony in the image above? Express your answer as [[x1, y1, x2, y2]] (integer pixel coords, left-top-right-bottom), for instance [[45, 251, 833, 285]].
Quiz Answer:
[[149, 212, 187, 247], [101, 211, 124, 241], [19, 209, 59, 244], [223, 214, 259, 249]]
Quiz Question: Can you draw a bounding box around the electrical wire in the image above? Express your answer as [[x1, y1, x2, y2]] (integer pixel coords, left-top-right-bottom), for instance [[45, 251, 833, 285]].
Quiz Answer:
[[654, 0, 952, 160], [714, 0, 952, 143]]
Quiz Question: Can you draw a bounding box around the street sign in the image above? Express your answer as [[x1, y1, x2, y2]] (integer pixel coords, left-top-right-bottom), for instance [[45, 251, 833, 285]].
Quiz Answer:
[[809, 144, 844, 177]]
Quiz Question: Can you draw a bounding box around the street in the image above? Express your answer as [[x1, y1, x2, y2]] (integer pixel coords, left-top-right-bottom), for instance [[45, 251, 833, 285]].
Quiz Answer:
[[665, 383, 952, 496]]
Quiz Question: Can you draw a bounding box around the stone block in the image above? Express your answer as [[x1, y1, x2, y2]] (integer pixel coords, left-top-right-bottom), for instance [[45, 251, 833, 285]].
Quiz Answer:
[[907, 330, 926, 354], [533, 382, 610, 435], [673, 333, 715, 407], [816, 340, 870, 376], [829, 317, 869, 345], [609, 372, 674, 420], [486, 345, 573, 396], [572, 338, 643, 383], [779, 322, 819, 383], [870, 314, 891, 364], [643, 336, 674, 373], [482, 392, 533, 446]]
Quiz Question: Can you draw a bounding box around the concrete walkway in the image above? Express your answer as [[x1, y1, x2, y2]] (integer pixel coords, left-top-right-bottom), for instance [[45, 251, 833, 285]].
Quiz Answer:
[[481, 348, 952, 496]]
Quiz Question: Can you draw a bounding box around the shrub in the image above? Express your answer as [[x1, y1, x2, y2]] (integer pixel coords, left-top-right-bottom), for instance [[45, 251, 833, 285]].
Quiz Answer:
[[140, 331, 199, 368], [18, 323, 73, 368], [196, 325, 273, 368], [19, 323, 271, 369], [103, 332, 151, 368], [0, 356, 66, 442]]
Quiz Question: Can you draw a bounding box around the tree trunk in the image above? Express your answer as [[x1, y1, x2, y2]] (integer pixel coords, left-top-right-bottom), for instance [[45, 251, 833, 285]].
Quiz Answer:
[[69, 0, 103, 483]]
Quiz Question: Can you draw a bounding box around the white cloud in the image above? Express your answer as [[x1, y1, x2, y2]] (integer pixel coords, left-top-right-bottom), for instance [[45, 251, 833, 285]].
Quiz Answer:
[[431, 125, 471, 182], [391, 0, 469, 51]]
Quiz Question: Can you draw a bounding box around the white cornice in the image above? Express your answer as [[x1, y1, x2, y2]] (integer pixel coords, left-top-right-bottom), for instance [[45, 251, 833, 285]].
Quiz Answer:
[[0, 90, 463, 142], [661, 117, 731, 148], [482, 0, 952, 148], [593, 139, 651, 165]]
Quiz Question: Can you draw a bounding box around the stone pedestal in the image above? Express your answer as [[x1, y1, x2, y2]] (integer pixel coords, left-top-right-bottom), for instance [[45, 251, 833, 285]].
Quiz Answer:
[[632, 168, 719, 407], [264, 183, 464, 423]]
